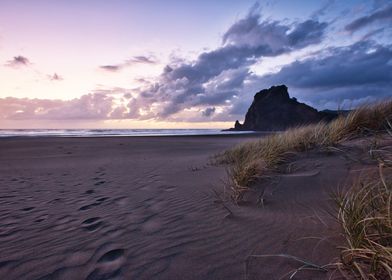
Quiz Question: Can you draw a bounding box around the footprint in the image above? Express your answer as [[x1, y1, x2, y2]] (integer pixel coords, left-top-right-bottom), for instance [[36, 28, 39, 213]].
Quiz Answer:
[[49, 198, 61, 204], [96, 197, 108, 203], [82, 217, 100, 225], [84, 221, 103, 232], [97, 249, 124, 263], [21, 207, 34, 212], [94, 181, 106, 186], [79, 203, 98, 211], [85, 189, 94, 194]]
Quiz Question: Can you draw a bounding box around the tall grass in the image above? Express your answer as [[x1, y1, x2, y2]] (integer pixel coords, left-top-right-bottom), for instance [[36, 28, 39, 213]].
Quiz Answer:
[[334, 126, 392, 279], [334, 170, 392, 279], [217, 100, 392, 202]]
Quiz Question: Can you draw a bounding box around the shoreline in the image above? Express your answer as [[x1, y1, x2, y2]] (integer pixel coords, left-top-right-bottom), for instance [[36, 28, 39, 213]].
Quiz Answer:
[[0, 132, 268, 140]]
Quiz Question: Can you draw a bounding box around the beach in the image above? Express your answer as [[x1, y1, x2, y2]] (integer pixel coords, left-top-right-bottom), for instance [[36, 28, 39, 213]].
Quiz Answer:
[[0, 135, 354, 279]]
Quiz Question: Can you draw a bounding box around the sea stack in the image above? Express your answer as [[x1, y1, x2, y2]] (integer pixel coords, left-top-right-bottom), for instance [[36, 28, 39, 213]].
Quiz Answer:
[[232, 85, 336, 131]]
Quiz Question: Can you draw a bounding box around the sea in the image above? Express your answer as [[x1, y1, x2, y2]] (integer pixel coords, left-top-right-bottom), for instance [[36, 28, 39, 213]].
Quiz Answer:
[[0, 129, 253, 137]]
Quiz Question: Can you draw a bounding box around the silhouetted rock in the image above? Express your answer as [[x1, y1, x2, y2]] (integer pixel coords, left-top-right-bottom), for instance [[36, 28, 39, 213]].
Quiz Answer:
[[234, 120, 242, 130], [229, 85, 338, 131]]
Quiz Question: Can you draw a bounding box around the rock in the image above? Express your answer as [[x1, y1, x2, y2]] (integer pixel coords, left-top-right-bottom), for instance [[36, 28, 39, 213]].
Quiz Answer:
[[230, 85, 337, 131], [234, 120, 242, 130]]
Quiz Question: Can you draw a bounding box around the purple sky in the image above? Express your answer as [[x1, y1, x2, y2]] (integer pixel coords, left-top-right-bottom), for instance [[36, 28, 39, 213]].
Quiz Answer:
[[0, 0, 391, 128]]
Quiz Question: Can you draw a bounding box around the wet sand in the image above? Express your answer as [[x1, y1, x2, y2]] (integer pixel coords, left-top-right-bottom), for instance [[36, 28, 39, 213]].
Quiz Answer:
[[0, 135, 361, 279]]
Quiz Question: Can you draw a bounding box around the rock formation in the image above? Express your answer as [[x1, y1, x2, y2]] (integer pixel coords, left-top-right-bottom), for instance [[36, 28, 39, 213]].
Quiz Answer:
[[230, 85, 336, 131]]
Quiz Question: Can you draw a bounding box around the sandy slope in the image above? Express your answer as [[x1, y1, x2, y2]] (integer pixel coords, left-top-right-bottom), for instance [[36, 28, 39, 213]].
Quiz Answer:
[[0, 135, 373, 279]]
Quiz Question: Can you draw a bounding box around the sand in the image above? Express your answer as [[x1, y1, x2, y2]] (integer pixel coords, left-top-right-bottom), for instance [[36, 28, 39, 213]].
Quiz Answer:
[[0, 135, 370, 279]]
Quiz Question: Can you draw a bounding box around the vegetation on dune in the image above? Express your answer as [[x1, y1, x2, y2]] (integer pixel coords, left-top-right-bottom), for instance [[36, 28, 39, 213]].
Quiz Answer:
[[334, 125, 392, 279], [216, 100, 392, 202], [335, 168, 392, 279], [217, 100, 392, 279]]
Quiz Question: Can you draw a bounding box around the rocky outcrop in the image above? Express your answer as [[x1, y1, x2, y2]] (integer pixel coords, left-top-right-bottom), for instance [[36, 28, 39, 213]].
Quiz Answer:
[[230, 85, 337, 131]]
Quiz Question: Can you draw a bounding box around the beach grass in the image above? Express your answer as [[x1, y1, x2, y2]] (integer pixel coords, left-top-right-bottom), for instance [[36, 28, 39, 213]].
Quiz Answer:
[[216, 100, 392, 203], [218, 100, 392, 279], [334, 173, 392, 279], [334, 138, 392, 279]]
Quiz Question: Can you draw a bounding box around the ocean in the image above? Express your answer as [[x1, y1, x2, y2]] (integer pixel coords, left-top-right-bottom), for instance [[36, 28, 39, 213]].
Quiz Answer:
[[0, 129, 252, 137]]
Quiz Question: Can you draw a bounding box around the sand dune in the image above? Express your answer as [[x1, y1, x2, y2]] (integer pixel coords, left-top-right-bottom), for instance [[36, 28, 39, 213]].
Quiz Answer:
[[0, 135, 370, 279]]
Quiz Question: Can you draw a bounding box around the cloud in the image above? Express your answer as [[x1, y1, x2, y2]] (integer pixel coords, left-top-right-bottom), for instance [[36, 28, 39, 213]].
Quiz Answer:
[[49, 73, 63, 81], [201, 107, 216, 117], [345, 4, 392, 33], [5, 4, 391, 123], [0, 93, 123, 120], [100, 65, 121, 72], [99, 55, 158, 72], [129, 56, 157, 64], [222, 12, 327, 54], [5, 55, 31, 67], [131, 8, 328, 119], [2, 41, 391, 121], [0, 6, 329, 123], [257, 41, 392, 108], [311, 0, 335, 19]]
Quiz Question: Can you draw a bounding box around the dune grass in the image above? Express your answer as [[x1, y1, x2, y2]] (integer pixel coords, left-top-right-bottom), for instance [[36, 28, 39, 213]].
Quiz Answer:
[[217, 100, 392, 203], [334, 168, 392, 279], [218, 100, 392, 279], [333, 126, 392, 279]]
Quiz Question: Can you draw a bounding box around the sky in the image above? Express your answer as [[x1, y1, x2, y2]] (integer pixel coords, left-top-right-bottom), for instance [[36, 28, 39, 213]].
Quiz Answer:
[[0, 0, 391, 129]]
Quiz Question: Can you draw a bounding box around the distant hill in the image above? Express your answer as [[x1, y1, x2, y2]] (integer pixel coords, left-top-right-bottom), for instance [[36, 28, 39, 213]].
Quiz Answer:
[[229, 85, 338, 131]]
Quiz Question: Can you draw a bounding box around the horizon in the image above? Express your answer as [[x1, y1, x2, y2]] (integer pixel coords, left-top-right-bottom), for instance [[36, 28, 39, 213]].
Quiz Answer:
[[0, 0, 391, 129]]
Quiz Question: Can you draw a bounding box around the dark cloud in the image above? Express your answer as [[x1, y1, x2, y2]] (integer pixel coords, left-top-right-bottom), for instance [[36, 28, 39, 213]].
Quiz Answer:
[[202, 107, 216, 117], [100, 65, 121, 72], [345, 4, 392, 33], [99, 55, 158, 72], [132, 8, 328, 119], [5, 55, 31, 67], [260, 42, 392, 88], [258, 41, 392, 109], [287, 20, 328, 48], [361, 27, 385, 40], [222, 12, 327, 54]]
